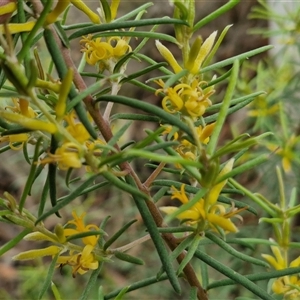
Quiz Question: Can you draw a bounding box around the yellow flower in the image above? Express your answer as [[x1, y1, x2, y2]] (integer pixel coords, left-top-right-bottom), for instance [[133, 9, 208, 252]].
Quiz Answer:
[[57, 244, 99, 277], [40, 142, 82, 170], [64, 211, 100, 246], [156, 79, 214, 118], [248, 96, 279, 117], [64, 111, 91, 144], [0, 133, 29, 150], [266, 135, 300, 173], [160, 176, 239, 233], [6, 98, 37, 118], [262, 246, 300, 298], [80, 35, 131, 66]]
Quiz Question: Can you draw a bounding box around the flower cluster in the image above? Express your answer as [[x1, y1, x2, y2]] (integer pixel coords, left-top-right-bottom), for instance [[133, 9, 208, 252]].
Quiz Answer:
[[156, 78, 214, 118], [57, 211, 100, 277], [80, 35, 132, 71], [262, 245, 300, 299], [160, 159, 243, 233], [13, 211, 102, 277], [155, 32, 216, 119]]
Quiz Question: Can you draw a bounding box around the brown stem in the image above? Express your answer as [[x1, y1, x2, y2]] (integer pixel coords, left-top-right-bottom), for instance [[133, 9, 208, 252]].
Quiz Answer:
[[143, 162, 166, 188], [30, 2, 207, 299]]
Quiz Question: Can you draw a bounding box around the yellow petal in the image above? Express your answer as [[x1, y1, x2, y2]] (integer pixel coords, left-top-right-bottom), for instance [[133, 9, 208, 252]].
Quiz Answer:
[[290, 256, 300, 267], [110, 0, 120, 20], [71, 0, 101, 24], [206, 159, 234, 205], [155, 40, 182, 74], [261, 253, 283, 270], [0, 2, 16, 16], [0, 21, 36, 34], [0, 111, 57, 133], [190, 31, 217, 74], [24, 232, 58, 243], [13, 246, 61, 260], [45, 0, 71, 26], [271, 245, 286, 268], [177, 210, 201, 222], [282, 157, 291, 173], [207, 213, 238, 232], [159, 206, 178, 215]]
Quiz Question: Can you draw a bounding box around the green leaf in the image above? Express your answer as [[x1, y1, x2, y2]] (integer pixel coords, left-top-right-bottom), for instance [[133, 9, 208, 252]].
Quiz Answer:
[[120, 62, 168, 83], [205, 91, 264, 114], [79, 262, 104, 300], [125, 175, 181, 294], [67, 80, 103, 111], [103, 274, 169, 299], [216, 154, 268, 183], [103, 220, 137, 250], [38, 253, 59, 300], [177, 235, 201, 275], [19, 137, 43, 212], [18, 0, 53, 61], [114, 3, 153, 22], [207, 60, 239, 156], [100, 0, 112, 23], [204, 24, 233, 67], [207, 267, 300, 290], [113, 52, 135, 74], [193, 0, 240, 32], [189, 287, 198, 300], [65, 230, 105, 242], [54, 21, 70, 48], [93, 31, 180, 45], [0, 228, 31, 256], [43, 28, 97, 139], [69, 18, 189, 40], [38, 177, 49, 217], [205, 232, 269, 268], [114, 287, 129, 300], [110, 113, 160, 123], [164, 69, 189, 88], [114, 251, 144, 265], [95, 95, 194, 139], [152, 186, 169, 203], [201, 45, 273, 74], [36, 174, 100, 223], [194, 250, 274, 300], [102, 172, 148, 200], [126, 149, 201, 168], [102, 121, 132, 157], [51, 282, 62, 300]]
